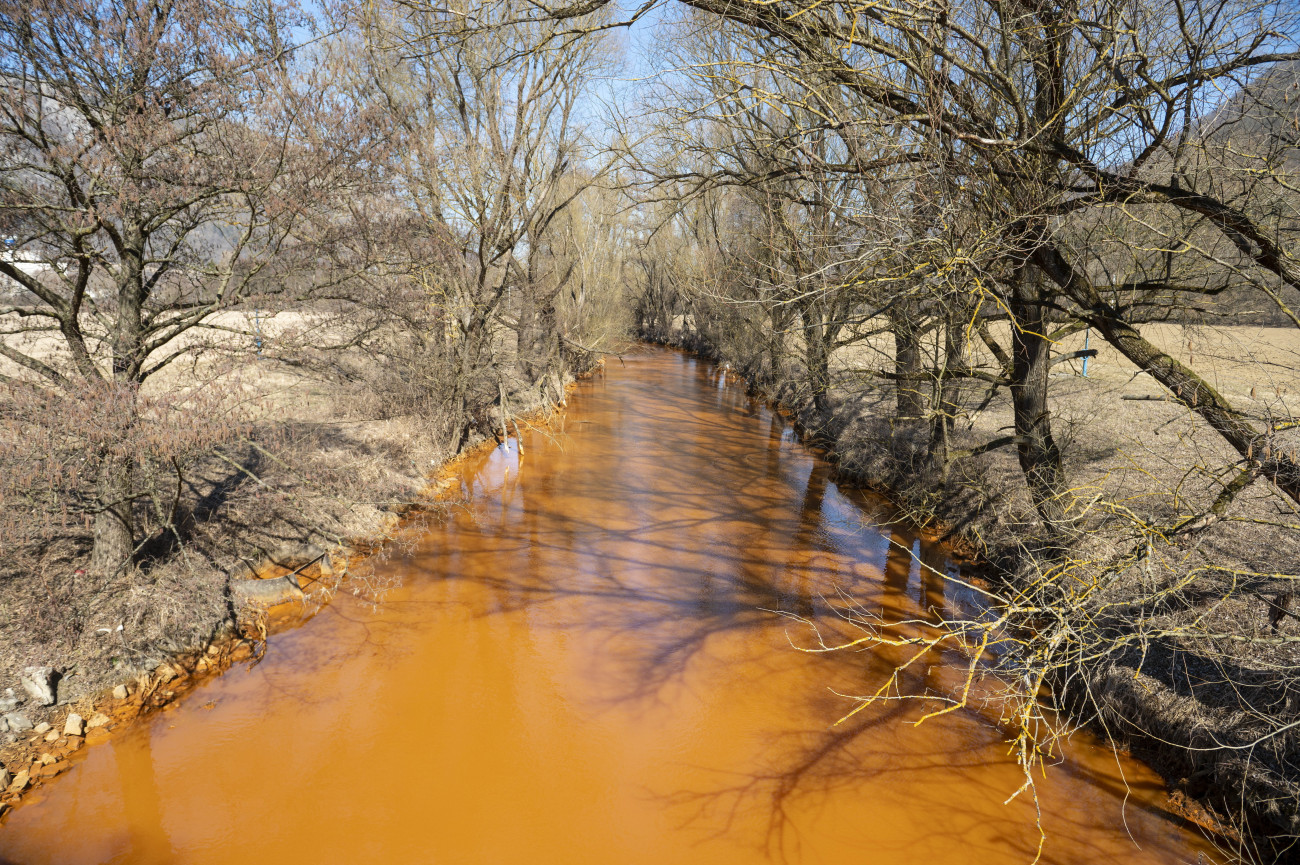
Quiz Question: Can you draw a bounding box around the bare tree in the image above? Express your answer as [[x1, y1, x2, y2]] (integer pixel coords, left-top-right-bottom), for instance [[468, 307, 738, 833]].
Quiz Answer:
[[0, 0, 321, 575], [356, 0, 616, 449]]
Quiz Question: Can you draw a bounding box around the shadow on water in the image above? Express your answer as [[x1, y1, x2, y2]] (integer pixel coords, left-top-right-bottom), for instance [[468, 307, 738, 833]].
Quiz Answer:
[[366, 350, 1208, 863], [0, 348, 1217, 865]]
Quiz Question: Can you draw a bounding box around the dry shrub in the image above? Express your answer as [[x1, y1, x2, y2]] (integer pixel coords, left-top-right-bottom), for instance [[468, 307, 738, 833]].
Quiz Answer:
[[0, 375, 257, 563]]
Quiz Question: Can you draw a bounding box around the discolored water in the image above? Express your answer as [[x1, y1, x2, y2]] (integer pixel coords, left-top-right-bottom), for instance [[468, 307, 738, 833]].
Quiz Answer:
[[0, 348, 1215, 864]]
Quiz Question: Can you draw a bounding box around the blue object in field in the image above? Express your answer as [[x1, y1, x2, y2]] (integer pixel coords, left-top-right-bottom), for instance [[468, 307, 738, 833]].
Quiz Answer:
[[1081, 328, 1091, 377]]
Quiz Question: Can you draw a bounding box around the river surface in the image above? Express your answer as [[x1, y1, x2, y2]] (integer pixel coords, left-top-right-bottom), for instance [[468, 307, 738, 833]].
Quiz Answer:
[[1, 348, 1215, 864]]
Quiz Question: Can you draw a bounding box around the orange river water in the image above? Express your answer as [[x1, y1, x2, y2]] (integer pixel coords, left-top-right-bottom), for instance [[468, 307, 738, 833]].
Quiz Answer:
[[0, 348, 1218, 865]]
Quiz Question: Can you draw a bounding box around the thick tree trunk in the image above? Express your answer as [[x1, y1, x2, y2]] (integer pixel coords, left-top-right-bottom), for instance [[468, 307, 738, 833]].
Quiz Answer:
[[890, 307, 927, 422], [91, 453, 134, 574], [762, 306, 789, 389], [1009, 273, 1070, 530], [804, 316, 833, 425], [91, 239, 145, 574]]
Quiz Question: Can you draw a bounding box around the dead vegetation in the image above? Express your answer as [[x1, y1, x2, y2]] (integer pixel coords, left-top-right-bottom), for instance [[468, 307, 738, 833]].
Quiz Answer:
[[3, 0, 1300, 860], [0, 0, 625, 726]]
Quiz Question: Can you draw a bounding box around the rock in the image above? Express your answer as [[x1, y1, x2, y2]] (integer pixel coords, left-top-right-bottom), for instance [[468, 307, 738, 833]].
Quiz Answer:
[[0, 689, 20, 713], [33, 722, 50, 735], [230, 574, 305, 607], [43, 731, 58, 743], [206, 644, 221, 656], [38, 761, 67, 778], [65, 736, 83, 751], [20, 667, 57, 707], [8, 769, 29, 792], [63, 713, 84, 737], [87, 713, 111, 729], [37, 754, 55, 766], [0, 717, 7, 734], [0, 768, 9, 788], [156, 666, 176, 684], [3, 713, 32, 732], [112, 684, 129, 700]]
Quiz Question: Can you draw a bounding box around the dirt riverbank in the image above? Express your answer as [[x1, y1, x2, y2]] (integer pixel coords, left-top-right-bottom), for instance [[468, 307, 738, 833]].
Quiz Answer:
[[649, 328, 1300, 863], [0, 330, 580, 814]]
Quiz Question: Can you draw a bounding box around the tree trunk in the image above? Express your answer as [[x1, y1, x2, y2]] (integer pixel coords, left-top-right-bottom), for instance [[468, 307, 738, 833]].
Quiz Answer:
[[927, 313, 968, 474], [91, 236, 145, 574], [1009, 273, 1070, 530], [804, 312, 833, 426], [91, 452, 134, 574], [890, 306, 927, 422]]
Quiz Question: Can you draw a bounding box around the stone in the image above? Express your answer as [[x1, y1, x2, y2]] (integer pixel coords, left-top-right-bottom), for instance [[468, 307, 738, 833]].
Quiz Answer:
[[156, 666, 176, 684], [20, 667, 57, 707], [0, 717, 7, 734], [43, 731, 57, 743], [206, 644, 221, 656], [37, 754, 55, 766], [63, 713, 84, 737], [0, 768, 9, 788], [38, 761, 67, 778], [0, 690, 20, 713], [4, 713, 33, 733], [87, 713, 111, 729], [112, 684, 129, 700], [230, 575, 305, 607], [65, 736, 83, 751], [32, 722, 50, 735], [8, 770, 29, 792]]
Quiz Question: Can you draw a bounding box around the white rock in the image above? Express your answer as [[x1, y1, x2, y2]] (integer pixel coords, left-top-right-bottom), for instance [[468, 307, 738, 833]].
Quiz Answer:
[[33, 722, 50, 734], [87, 713, 111, 729], [3, 713, 32, 732], [63, 713, 84, 737], [112, 684, 129, 700], [20, 667, 57, 706], [0, 768, 9, 788]]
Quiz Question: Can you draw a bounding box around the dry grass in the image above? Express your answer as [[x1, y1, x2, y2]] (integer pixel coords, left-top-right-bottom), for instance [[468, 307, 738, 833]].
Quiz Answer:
[[0, 306, 561, 718]]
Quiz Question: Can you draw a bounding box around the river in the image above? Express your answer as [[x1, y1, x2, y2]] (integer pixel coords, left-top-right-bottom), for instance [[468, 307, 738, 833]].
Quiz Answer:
[[0, 348, 1215, 864]]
